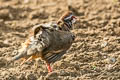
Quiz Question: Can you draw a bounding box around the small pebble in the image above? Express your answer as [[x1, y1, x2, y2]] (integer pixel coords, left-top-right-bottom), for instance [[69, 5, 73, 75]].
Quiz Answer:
[[109, 57, 116, 63], [101, 42, 108, 47]]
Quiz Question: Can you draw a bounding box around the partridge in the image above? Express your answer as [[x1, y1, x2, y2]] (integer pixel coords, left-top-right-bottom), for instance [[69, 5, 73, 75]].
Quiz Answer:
[[11, 12, 77, 72]]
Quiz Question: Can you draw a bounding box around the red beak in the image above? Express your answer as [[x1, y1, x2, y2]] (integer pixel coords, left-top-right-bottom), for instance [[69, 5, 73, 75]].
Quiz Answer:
[[72, 16, 77, 19]]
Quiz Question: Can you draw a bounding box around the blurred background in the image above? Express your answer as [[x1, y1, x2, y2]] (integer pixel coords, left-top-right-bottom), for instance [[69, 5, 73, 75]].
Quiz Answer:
[[0, 0, 120, 80]]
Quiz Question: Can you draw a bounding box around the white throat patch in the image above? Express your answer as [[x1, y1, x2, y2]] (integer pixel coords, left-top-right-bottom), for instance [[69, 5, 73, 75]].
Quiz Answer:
[[72, 18, 76, 24]]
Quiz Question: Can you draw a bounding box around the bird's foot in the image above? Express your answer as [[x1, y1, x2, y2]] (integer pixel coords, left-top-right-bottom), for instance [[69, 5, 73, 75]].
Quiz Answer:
[[46, 63, 52, 72]]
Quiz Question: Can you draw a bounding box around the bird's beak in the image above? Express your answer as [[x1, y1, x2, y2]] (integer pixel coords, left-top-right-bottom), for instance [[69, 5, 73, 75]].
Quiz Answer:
[[72, 16, 77, 24], [72, 16, 77, 19]]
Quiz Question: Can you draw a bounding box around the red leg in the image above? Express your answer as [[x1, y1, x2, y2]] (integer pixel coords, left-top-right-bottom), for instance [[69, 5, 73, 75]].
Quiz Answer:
[[46, 63, 52, 72]]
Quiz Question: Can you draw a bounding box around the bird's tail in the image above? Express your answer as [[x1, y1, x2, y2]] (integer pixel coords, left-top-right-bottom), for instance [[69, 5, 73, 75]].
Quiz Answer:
[[11, 52, 24, 61], [11, 47, 28, 62]]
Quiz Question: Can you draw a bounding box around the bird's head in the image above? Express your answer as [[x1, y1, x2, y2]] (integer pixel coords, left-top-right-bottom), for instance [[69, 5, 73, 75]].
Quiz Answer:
[[62, 11, 77, 24], [57, 11, 77, 30]]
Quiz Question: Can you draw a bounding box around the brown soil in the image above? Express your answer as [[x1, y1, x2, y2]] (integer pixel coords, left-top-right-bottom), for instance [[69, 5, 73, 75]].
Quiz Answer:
[[0, 0, 120, 80]]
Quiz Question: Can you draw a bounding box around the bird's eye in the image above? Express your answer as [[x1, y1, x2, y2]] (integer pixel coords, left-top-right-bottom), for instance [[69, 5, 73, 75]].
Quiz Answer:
[[38, 38, 42, 41], [38, 35, 42, 41]]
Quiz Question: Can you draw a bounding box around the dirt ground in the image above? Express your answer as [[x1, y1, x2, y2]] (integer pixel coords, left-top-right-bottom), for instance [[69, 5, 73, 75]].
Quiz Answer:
[[0, 0, 120, 80]]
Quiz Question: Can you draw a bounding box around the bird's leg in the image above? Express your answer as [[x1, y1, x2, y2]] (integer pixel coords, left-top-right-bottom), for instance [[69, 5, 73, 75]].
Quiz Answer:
[[25, 56, 33, 62], [20, 59, 27, 66], [34, 59, 39, 70], [46, 63, 52, 72], [31, 56, 39, 70], [20, 56, 33, 65]]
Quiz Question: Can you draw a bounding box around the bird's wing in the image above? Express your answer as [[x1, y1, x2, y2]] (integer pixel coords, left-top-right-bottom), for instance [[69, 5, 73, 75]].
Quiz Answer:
[[46, 30, 75, 52], [41, 30, 75, 63]]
